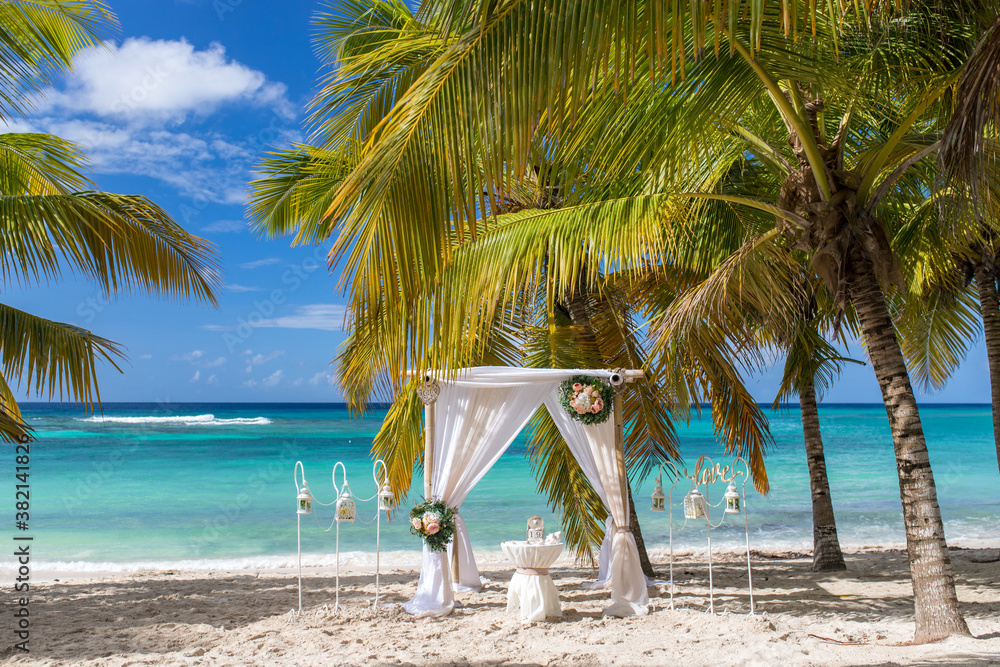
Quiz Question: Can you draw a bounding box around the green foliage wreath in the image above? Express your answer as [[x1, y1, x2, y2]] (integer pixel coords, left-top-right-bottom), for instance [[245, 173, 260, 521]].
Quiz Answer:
[[409, 499, 457, 552], [559, 375, 613, 425]]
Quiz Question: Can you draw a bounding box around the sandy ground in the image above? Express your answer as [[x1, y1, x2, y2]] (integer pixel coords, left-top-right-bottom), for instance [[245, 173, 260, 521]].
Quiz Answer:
[[3, 548, 999, 666]]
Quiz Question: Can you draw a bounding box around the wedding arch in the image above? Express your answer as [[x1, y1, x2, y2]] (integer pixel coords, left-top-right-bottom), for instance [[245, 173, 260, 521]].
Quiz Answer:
[[402, 366, 649, 618]]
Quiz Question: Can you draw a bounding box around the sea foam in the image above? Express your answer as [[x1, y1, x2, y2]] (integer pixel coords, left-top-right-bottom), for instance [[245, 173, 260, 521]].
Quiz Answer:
[[77, 414, 272, 426]]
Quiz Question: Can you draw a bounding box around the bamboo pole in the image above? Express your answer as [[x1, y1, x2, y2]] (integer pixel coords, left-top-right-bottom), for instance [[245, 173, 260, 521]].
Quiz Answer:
[[613, 388, 629, 525], [423, 401, 434, 498]]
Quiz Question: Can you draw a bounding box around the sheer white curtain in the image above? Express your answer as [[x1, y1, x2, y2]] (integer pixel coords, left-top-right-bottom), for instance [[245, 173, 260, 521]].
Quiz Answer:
[[403, 367, 647, 618], [544, 395, 649, 617], [402, 377, 553, 617]]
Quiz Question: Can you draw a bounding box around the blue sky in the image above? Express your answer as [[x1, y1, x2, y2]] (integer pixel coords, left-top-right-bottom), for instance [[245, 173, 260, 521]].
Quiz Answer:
[[4, 0, 992, 404]]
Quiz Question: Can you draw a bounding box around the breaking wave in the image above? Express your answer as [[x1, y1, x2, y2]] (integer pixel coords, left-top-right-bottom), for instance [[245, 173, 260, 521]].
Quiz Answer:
[[78, 414, 272, 426]]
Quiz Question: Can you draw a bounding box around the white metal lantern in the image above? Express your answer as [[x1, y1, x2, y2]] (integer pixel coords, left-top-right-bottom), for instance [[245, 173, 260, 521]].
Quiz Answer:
[[297, 484, 313, 515], [378, 482, 394, 513], [336, 484, 357, 523], [651, 475, 666, 512], [724, 484, 742, 514], [683, 486, 707, 520]]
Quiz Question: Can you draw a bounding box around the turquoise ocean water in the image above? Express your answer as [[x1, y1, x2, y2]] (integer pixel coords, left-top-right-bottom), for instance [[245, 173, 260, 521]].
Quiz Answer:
[[2, 402, 996, 572]]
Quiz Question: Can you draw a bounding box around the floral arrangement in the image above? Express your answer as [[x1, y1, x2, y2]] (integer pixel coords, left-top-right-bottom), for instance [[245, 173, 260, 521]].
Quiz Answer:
[[409, 499, 457, 552], [559, 375, 613, 425]]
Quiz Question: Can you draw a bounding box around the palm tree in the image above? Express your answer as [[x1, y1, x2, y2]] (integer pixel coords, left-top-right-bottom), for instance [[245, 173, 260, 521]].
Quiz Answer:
[[940, 15, 1000, 477], [0, 3, 221, 440], [250, 0, 777, 570], [296, 0, 987, 642]]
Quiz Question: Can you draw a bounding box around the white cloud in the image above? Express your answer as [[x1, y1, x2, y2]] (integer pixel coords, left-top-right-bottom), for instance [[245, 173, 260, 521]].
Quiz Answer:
[[243, 379, 258, 388], [138, 354, 153, 360], [202, 219, 248, 234], [39, 118, 257, 204], [244, 349, 285, 372], [204, 356, 227, 368], [170, 350, 204, 362], [256, 304, 348, 332], [225, 283, 262, 292], [207, 374, 219, 385], [308, 371, 336, 386], [240, 257, 281, 269], [261, 370, 284, 387], [191, 370, 200, 382], [292, 377, 304, 387], [51, 38, 292, 124], [11, 38, 301, 205]]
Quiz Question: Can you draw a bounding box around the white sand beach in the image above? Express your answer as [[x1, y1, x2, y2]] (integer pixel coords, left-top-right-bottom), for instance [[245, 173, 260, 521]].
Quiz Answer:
[[4, 548, 998, 666]]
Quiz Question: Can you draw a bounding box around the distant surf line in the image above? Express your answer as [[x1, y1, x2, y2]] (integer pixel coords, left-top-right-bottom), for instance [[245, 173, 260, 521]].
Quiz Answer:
[[77, 414, 272, 426]]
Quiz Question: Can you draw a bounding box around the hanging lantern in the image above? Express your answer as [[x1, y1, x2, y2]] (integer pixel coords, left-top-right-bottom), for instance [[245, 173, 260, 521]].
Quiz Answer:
[[297, 484, 313, 515], [377, 482, 394, 513], [683, 487, 707, 520], [724, 484, 741, 514], [336, 484, 357, 523], [651, 475, 666, 512]]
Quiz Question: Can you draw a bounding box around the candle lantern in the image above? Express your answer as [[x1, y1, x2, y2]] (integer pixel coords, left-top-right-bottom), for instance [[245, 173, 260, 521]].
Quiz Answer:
[[724, 484, 742, 514], [683, 486, 707, 520], [297, 484, 313, 515], [378, 481, 394, 513], [651, 475, 666, 512], [336, 484, 357, 523]]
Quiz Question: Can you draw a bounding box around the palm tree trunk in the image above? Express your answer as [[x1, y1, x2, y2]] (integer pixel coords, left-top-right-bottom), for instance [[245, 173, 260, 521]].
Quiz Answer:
[[974, 259, 1000, 478], [798, 379, 846, 571], [849, 251, 970, 643], [627, 483, 657, 578]]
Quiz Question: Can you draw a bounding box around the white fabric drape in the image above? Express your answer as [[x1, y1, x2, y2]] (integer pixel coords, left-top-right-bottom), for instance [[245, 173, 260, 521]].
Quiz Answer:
[[403, 367, 648, 618], [502, 541, 564, 622], [544, 393, 649, 616], [403, 380, 552, 616]]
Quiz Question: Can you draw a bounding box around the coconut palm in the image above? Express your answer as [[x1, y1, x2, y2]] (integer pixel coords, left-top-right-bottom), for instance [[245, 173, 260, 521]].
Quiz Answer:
[[250, 0, 778, 570], [939, 15, 1000, 477], [294, 0, 988, 642], [0, 3, 221, 440]]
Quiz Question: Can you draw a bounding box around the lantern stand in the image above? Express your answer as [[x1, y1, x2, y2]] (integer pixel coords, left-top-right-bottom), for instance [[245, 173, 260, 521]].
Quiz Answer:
[[703, 456, 753, 614], [733, 457, 754, 615], [372, 459, 394, 612], [674, 455, 717, 614], [331, 461, 357, 611], [293, 461, 312, 615], [650, 462, 683, 609]]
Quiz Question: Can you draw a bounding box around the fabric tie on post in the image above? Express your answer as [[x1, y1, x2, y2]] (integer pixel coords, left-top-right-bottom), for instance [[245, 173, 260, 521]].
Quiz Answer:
[[401, 546, 454, 617], [543, 392, 649, 616]]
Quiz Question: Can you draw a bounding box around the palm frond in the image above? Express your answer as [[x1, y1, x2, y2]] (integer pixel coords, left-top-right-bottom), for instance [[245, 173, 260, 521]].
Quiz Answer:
[[0, 191, 221, 303], [0, 301, 123, 406], [0, 1, 116, 120]]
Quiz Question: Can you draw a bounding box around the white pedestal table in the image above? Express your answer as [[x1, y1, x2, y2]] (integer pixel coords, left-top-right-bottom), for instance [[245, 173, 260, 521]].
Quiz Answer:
[[501, 540, 563, 622]]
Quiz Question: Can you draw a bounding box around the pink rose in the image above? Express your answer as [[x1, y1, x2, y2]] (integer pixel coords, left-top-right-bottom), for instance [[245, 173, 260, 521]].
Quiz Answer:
[[591, 403, 600, 413], [411, 518, 422, 530], [591, 389, 601, 397], [575, 405, 586, 414], [594, 398, 604, 411], [572, 383, 583, 392], [583, 385, 592, 394], [425, 522, 441, 535]]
